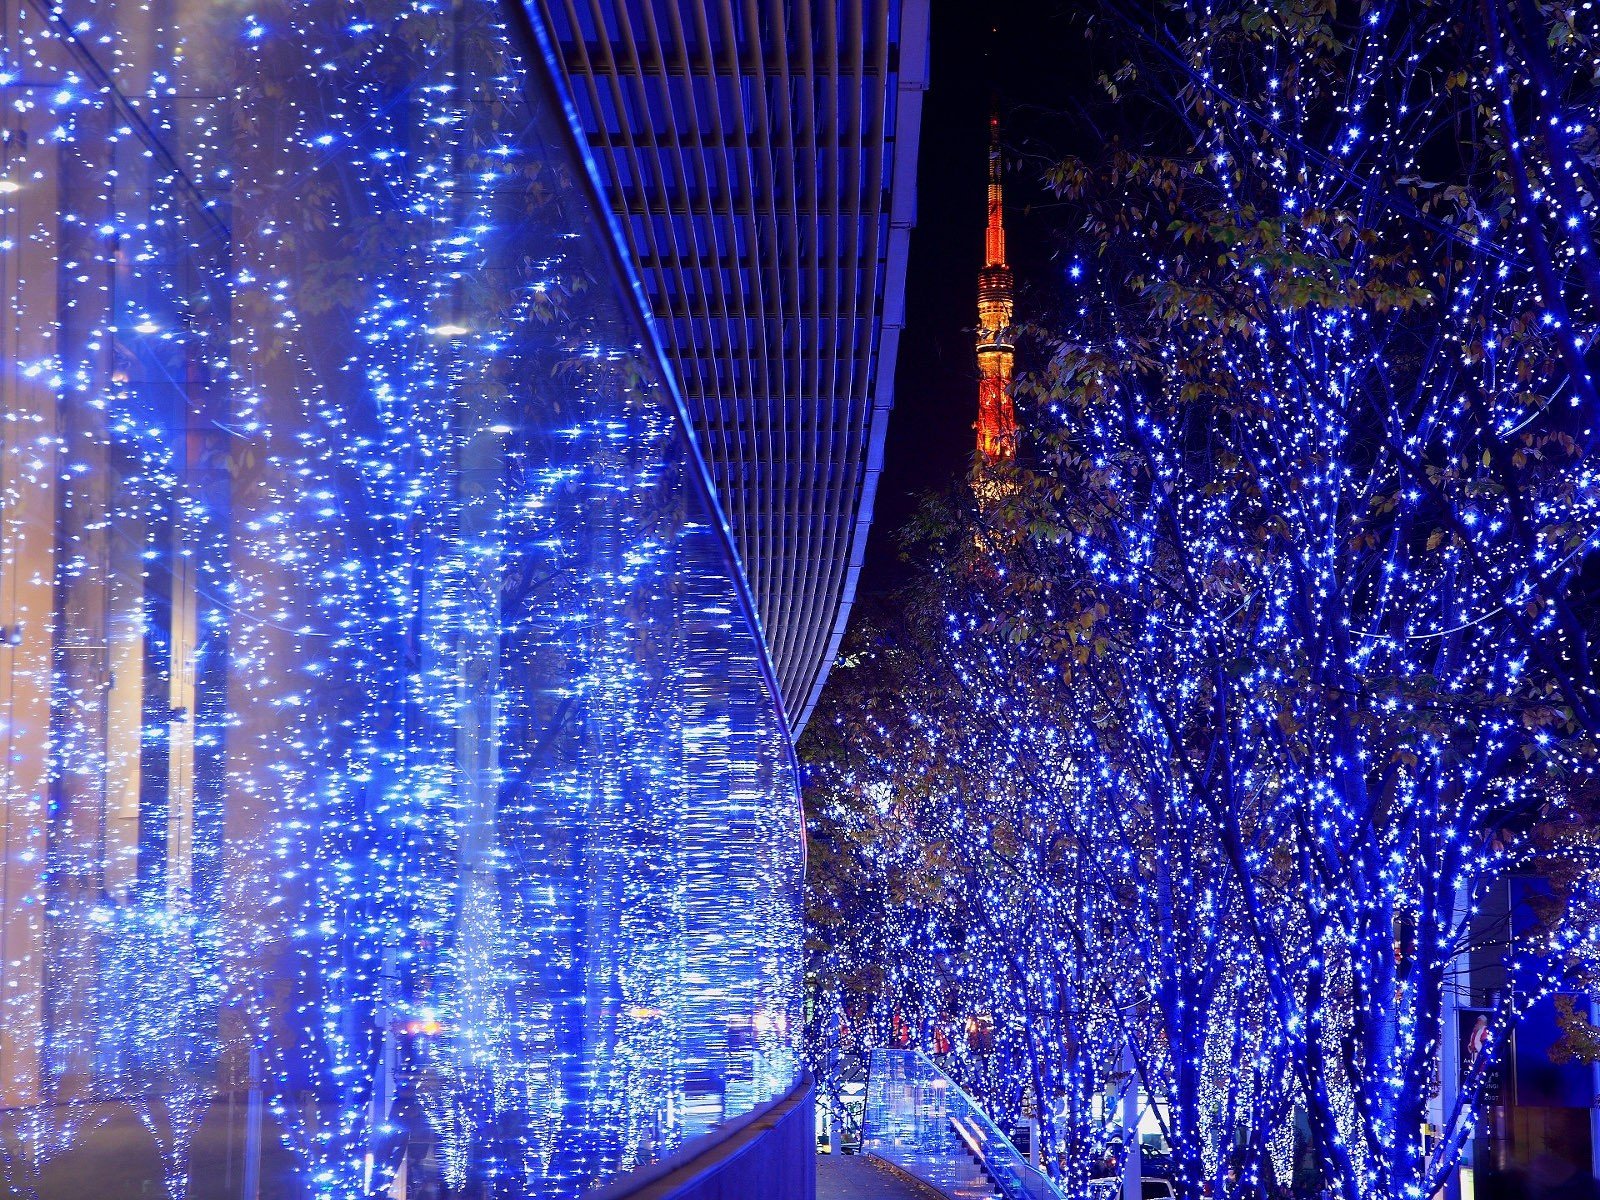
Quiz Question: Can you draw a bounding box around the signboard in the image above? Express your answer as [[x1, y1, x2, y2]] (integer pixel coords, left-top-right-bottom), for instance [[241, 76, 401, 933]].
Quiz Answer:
[[1459, 1010, 1508, 1108]]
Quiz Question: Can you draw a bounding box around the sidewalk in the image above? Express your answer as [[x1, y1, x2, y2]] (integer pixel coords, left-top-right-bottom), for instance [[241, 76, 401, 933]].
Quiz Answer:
[[816, 1152, 954, 1200]]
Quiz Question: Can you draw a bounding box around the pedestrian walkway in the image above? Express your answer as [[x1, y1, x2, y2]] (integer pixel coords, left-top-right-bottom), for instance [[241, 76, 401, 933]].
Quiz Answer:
[[816, 1152, 954, 1200]]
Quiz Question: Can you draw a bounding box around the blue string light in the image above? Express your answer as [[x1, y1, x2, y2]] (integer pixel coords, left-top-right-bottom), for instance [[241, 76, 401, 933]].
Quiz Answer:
[[0, 3, 801, 1197]]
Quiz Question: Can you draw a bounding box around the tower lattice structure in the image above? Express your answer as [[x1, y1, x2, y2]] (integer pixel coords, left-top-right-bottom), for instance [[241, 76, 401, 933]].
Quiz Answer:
[[975, 111, 1016, 463]]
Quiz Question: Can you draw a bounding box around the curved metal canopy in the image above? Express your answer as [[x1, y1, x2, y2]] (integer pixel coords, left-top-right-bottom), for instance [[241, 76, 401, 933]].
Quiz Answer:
[[531, 0, 930, 730]]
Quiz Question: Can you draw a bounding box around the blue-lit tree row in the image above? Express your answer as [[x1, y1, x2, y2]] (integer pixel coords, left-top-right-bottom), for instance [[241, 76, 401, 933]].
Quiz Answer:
[[0, 3, 800, 1198], [803, 4, 1599, 1199]]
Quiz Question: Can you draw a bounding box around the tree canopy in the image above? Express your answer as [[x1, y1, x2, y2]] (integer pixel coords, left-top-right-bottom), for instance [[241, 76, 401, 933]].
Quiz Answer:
[[802, 2, 1600, 1197]]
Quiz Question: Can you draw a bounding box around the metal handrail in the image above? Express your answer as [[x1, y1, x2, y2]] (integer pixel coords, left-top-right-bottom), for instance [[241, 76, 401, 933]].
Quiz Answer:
[[862, 1048, 1065, 1200]]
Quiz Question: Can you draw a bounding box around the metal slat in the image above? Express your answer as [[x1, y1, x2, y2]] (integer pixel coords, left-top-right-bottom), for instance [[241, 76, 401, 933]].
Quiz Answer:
[[793, 0, 886, 708], [540, 0, 927, 729]]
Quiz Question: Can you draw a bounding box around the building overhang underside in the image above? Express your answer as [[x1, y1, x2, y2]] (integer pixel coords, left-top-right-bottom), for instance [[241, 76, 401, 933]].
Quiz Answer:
[[534, 0, 930, 731]]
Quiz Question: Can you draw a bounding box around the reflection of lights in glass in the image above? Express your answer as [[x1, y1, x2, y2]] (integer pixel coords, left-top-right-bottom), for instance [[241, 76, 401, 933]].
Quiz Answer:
[[0, 2, 802, 1198]]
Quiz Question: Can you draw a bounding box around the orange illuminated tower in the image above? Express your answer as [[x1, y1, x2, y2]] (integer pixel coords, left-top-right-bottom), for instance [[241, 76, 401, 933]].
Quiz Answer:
[[975, 109, 1016, 463]]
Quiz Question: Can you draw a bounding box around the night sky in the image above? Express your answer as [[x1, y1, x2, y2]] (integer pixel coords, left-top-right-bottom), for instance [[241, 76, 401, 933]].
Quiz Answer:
[[859, 0, 1091, 594]]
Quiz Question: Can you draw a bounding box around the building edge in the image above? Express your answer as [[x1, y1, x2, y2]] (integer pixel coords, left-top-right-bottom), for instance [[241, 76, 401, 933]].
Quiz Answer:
[[791, 0, 931, 738], [502, 0, 803, 770]]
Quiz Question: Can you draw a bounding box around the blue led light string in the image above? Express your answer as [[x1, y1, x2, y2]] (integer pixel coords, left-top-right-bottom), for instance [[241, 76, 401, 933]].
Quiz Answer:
[[803, 5, 1598, 1192], [0, 1, 803, 1198]]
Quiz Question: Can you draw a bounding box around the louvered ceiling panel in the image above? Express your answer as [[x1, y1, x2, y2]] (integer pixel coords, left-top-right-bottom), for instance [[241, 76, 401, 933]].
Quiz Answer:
[[528, 0, 928, 732]]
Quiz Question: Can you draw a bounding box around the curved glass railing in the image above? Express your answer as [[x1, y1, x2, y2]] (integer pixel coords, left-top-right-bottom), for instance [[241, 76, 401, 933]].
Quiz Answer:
[[0, 3, 801, 1198], [863, 1050, 1065, 1200]]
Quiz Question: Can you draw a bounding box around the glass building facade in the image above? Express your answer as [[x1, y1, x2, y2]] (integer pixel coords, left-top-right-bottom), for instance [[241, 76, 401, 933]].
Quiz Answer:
[[0, 2, 805, 1196]]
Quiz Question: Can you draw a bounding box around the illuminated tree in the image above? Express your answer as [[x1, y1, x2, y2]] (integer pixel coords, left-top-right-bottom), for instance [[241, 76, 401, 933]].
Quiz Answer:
[[806, 3, 1599, 1199], [800, 574, 1134, 1182], [2, 4, 803, 1198], [1016, 4, 1600, 1195], [1032, 2, 1599, 1195]]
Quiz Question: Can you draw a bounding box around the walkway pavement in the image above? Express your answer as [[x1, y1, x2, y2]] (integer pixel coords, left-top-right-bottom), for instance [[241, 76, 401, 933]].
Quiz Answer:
[[816, 1152, 954, 1200]]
